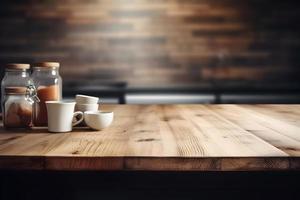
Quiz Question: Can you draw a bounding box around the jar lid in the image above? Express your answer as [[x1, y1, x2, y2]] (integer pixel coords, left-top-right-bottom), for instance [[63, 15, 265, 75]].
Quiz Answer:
[[34, 62, 60, 68], [6, 63, 30, 70], [5, 87, 27, 94]]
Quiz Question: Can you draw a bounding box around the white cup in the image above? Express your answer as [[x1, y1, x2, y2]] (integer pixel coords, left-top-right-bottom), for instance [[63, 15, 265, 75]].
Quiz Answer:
[[46, 101, 83, 133], [84, 111, 114, 130], [75, 103, 99, 112], [75, 95, 99, 104]]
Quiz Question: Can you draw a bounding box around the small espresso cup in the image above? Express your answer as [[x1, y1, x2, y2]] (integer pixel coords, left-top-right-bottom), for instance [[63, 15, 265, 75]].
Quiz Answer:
[[46, 101, 83, 133]]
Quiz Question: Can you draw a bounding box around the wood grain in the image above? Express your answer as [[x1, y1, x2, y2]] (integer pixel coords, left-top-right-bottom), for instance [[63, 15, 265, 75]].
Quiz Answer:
[[0, 0, 300, 85], [0, 104, 299, 171]]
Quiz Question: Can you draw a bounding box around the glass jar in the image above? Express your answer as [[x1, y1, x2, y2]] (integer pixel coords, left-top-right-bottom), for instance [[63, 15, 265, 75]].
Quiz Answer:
[[3, 87, 35, 128], [32, 62, 62, 126], [1, 63, 32, 113]]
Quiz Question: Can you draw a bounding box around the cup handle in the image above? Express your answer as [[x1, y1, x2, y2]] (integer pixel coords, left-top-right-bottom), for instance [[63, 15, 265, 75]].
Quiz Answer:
[[72, 111, 84, 126]]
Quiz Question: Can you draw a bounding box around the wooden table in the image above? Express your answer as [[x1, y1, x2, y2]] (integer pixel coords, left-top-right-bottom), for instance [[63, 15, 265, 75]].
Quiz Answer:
[[0, 104, 300, 171]]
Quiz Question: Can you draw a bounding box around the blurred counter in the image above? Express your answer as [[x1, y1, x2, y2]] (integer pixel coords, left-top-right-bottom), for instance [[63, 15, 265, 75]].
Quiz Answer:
[[63, 80, 300, 104]]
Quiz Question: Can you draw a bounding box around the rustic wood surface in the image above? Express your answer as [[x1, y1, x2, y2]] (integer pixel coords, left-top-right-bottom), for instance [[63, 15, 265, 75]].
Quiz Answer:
[[0, 0, 300, 85], [0, 104, 299, 171]]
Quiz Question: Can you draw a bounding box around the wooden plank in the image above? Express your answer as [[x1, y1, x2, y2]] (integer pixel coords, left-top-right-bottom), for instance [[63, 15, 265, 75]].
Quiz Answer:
[[237, 105, 300, 143], [0, 105, 299, 171], [178, 105, 287, 157], [211, 105, 300, 156], [0, 0, 299, 85], [45, 157, 124, 171], [243, 105, 300, 128], [125, 157, 291, 171]]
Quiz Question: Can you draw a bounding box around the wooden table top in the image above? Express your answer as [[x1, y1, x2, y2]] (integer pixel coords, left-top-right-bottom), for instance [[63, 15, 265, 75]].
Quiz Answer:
[[0, 104, 299, 171]]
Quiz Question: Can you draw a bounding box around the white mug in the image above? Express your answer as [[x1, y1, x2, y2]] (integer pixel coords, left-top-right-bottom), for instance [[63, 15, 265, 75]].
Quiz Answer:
[[46, 101, 83, 133], [75, 95, 99, 104]]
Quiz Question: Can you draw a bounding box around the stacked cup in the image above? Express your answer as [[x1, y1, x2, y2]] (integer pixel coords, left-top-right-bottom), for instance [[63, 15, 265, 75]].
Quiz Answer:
[[75, 95, 99, 126]]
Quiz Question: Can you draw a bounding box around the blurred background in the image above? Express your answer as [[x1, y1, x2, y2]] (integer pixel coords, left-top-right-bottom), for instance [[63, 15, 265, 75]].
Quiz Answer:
[[0, 0, 300, 104]]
